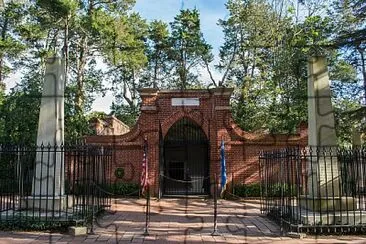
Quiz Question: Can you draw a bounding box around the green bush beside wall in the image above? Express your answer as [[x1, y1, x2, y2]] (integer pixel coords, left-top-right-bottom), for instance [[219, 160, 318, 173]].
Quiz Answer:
[[233, 183, 261, 197]]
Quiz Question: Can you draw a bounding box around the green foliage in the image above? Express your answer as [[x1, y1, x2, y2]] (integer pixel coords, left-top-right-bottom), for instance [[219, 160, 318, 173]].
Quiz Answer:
[[101, 12, 148, 69], [220, 0, 309, 133], [37, 0, 79, 18], [0, 75, 42, 144], [233, 183, 299, 198], [0, 0, 146, 144], [111, 103, 139, 127], [0, 1, 27, 82], [109, 8, 213, 114], [102, 12, 148, 116], [0, 219, 73, 231], [65, 181, 139, 197], [334, 98, 361, 146], [330, 59, 358, 83], [263, 183, 298, 197], [65, 110, 93, 142], [0, 0, 365, 147], [141, 20, 171, 88], [168, 8, 213, 89], [218, 0, 365, 138], [0, 82, 5, 134], [112, 182, 139, 196], [328, 0, 366, 144], [114, 167, 125, 179], [233, 183, 261, 197]]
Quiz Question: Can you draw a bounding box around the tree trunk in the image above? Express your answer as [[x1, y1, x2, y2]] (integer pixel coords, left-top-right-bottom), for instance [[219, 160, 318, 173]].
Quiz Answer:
[[0, 16, 8, 83], [180, 49, 186, 89], [153, 51, 159, 88], [75, 35, 87, 113], [63, 15, 70, 85], [358, 47, 366, 105], [74, 0, 94, 113]]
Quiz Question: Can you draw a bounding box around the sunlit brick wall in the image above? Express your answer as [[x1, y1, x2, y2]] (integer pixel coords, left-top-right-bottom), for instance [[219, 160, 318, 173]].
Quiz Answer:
[[86, 88, 308, 196]]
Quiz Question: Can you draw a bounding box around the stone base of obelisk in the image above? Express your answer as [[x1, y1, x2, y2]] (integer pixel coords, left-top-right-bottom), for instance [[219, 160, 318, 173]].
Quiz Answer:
[[294, 195, 360, 225], [290, 206, 366, 225], [299, 195, 356, 212], [20, 195, 70, 211]]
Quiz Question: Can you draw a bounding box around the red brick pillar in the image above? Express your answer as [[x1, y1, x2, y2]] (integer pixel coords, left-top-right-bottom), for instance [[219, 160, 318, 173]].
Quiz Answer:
[[210, 88, 234, 195]]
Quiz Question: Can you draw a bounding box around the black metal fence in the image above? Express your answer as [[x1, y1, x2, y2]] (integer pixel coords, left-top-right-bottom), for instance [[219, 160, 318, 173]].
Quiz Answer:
[[0, 144, 112, 229], [260, 146, 366, 234]]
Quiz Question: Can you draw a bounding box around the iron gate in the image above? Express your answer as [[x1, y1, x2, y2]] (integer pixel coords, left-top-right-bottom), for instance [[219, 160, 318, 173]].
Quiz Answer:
[[160, 118, 210, 196]]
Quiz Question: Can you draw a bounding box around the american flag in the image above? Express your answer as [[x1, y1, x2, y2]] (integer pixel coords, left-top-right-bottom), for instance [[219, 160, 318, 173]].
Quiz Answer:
[[141, 138, 149, 196]]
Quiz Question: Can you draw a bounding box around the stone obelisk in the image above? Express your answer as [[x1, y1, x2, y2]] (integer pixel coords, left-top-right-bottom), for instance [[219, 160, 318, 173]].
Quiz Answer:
[[307, 56, 340, 197], [29, 56, 65, 210], [301, 56, 355, 212]]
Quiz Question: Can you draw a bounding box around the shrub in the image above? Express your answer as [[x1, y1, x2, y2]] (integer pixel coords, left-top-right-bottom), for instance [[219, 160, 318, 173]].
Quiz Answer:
[[234, 183, 298, 198], [0, 218, 74, 231], [263, 183, 298, 197], [65, 181, 139, 197], [233, 183, 261, 197], [112, 182, 139, 196]]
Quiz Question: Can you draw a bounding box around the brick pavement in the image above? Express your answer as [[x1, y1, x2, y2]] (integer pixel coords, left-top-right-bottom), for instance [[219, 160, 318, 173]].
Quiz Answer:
[[1, 198, 366, 243]]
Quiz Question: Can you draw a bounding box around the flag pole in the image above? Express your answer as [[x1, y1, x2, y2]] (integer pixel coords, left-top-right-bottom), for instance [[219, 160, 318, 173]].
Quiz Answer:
[[143, 184, 150, 236], [212, 173, 220, 236], [142, 136, 150, 236], [212, 138, 226, 236]]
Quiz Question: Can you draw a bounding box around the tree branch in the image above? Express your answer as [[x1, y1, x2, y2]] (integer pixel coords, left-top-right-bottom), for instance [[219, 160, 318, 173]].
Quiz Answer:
[[122, 80, 133, 107], [203, 58, 217, 87], [221, 40, 238, 86]]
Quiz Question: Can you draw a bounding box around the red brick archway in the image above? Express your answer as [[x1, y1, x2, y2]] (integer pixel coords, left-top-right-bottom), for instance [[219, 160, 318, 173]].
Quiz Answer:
[[161, 117, 210, 196], [86, 88, 307, 196]]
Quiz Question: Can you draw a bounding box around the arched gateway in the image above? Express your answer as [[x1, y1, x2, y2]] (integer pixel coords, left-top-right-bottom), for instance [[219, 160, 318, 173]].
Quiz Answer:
[[161, 117, 209, 195], [87, 88, 307, 197]]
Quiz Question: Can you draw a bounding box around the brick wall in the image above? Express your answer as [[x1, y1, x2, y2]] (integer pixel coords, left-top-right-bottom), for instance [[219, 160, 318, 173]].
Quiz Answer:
[[90, 116, 130, 135], [86, 88, 308, 196]]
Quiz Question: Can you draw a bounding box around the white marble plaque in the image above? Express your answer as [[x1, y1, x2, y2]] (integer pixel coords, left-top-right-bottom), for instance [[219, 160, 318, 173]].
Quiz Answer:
[[171, 98, 199, 106]]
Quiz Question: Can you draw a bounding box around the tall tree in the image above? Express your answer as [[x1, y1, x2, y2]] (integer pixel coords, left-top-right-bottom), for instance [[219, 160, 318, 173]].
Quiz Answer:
[[0, 0, 148, 142], [104, 12, 148, 126], [142, 20, 171, 88], [218, 0, 298, 132], [110, 9, 214, 125], [0, 69, 43, 144], [0, 1, 26, 84], [328, 0, 366, 143], [168, 9, 213, 89], [218, 0, 338, 133], [34, 0, 143, 140]]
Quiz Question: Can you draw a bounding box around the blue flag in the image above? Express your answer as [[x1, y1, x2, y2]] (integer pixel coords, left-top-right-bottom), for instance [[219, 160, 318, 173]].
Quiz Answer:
[[220, 140, 227, 196]]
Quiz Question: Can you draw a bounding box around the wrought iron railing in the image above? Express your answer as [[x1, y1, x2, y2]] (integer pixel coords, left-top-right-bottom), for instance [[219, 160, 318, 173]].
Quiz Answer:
[[0, 144, 112, 230], [260, 146, 366, 234]]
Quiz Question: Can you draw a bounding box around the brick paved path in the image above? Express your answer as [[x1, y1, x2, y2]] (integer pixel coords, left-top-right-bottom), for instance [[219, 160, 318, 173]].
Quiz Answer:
[[1, 198, 366, 243]]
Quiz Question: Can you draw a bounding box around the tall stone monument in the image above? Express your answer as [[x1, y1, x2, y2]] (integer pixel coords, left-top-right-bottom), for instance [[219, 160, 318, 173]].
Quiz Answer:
[[301, 56, 355, 213], [27, 56, 65, 210], [307, 56, 340, 197]]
